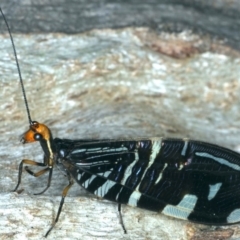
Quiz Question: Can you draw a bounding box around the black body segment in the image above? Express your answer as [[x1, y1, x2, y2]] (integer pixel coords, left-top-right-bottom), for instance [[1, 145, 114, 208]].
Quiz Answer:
[[54, 137, 240, 225]]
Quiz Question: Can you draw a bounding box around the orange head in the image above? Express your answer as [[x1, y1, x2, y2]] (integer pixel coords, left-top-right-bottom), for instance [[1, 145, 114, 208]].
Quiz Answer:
[[21, 121, 52, 144]]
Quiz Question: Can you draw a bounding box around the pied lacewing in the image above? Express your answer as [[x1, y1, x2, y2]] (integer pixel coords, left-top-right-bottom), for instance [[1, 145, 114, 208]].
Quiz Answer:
[[1, 7, 240, 238]]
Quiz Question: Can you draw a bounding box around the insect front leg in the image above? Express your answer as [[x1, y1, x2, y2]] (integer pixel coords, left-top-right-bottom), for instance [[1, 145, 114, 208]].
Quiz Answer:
[[25, 165, 49, 177], [13, 159, 47, 191], [13, 159, 52, 194]]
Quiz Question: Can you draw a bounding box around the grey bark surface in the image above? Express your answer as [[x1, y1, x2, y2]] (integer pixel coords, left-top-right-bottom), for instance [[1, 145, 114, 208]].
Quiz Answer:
[[1, 0, 240, 49], [0, 1, 240, 240]]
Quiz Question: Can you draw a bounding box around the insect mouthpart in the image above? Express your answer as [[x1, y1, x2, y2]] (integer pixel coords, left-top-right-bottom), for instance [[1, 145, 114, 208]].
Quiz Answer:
[[20, 129, 36, 144]]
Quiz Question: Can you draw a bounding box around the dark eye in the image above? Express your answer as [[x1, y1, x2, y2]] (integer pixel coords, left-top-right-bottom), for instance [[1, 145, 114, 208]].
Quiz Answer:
[[34, 133, 42, 141]]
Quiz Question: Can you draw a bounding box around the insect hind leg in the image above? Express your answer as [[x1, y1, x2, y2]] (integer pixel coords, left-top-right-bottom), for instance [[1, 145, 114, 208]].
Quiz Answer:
[[118, 204, 127, 234]]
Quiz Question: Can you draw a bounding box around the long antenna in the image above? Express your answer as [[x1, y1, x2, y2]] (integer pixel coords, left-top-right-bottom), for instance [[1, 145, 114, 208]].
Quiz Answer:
[[0, 8, 32, 124]]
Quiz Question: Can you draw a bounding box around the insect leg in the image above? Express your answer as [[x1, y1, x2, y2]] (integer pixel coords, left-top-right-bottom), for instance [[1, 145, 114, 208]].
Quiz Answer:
[[45, 173, 74, 237], [118, 204, 127, 234], [24, 166, 49, 177], [34, 167, 53, 195], [13, 159, 47, 192], [24, 155, 51, 177]]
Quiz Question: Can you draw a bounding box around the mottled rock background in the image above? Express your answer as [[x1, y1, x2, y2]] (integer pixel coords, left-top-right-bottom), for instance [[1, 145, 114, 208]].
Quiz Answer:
[[0, 1, 240, 239]]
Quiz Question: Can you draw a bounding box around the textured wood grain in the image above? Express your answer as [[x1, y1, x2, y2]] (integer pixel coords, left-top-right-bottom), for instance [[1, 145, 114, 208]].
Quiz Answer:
[[1, 0, 240, 50]]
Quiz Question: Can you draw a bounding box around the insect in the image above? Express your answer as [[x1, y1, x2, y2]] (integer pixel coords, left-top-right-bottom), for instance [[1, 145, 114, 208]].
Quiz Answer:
[[2, 7, 240, 238]]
